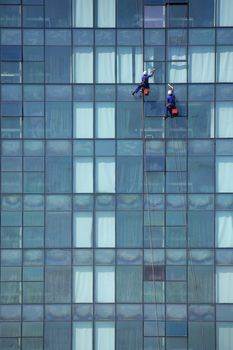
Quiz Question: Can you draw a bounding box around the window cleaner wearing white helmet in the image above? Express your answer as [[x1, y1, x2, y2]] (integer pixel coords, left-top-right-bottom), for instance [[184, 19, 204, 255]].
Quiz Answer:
[[164, 85, 176, 119], [132, 68, 155, 96]]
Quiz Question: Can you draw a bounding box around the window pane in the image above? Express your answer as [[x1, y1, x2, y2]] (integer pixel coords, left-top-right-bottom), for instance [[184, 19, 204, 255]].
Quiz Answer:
[[73, 47, 93, 83], [117, 47, 131, 83], [96, 47, 115, 83], [73, 212, 93, 248], [46, 157, 72, 193], [0, 5, 21, 27], [96, 157, 115, 193], [45, 267, 71, 303], [167, 5, 187, 28], [188, 211, 214, 247], [217, 323, 233, 350], [217, 46, 233, 82], [97, 0, 115, 27], [144, 6, 165, 28], [73, 158, 93, 193], [95, 323, 115, 350], [216, 211, 233, 248], [95, 267, 115, 302], [188, 157, 214, 193], [72, 0, 93, 27], [74, 102, 93, 138], [45, 212, 71, 248], [167, 62, 187, 83], [117, 0, 142, 28], [216, 102, 233, 138], [46, 47, 71, 83], [188, 102, 214, 138], [73, 267, 93, 303], [45, 0, 71, 27], [96, 212, 115, 247], [189, 0, 214, 27], [117, 157, 143, 193], [188, 266, 214, 303], [189, 323, 215, 350], [117, 266, 142, 302], [189, 47, 215, 82], [217, 157, 233, 192], [116, 321, 142, 350], [96, 102, 115, 138], [44, 322, 71, 350], [46, 102, 72, 138], [216, 267, 233, 303], [217, 0, 233, 26], [73, 322, 92, 350], [117, 211, 142, 248], [117, 102, 141, 138]]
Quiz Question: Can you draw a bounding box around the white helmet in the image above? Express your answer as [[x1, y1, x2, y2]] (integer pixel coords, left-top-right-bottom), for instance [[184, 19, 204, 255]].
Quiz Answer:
[[143, 70, 147, 75], [168, 90, 173, 95]]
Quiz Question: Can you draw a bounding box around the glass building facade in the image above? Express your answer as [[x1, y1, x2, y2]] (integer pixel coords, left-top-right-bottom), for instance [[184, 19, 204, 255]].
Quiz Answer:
[[0, 0, 233, 349]]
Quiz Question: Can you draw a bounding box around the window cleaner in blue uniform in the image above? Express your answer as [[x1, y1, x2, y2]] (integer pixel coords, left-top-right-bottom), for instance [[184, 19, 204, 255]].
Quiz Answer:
[[164, 85, 178, 119], [132, 69, 155, 96]]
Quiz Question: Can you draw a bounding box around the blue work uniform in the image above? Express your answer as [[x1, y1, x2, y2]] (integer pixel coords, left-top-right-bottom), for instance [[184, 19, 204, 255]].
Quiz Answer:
[[133, 73, 154, 94], [166, 93, 176, 117]]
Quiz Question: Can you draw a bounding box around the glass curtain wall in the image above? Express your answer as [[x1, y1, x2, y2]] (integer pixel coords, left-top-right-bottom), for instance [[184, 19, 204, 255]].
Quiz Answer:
[[0, 0, 233, 350]]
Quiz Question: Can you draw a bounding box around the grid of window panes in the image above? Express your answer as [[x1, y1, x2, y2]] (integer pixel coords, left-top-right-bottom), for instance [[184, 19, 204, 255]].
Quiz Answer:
[[0, 0, 233, 349]]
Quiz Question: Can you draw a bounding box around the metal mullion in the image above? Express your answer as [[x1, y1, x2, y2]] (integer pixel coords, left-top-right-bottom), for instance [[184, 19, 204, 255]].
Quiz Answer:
[[20, 1, 24, 347], [42, 1, 46, 348], [92, 106, 95, 350], [114, 9, 117, 347], [70, 1, 74, 347], [142, 7, 145, 350], [214, 15, 217, 350]]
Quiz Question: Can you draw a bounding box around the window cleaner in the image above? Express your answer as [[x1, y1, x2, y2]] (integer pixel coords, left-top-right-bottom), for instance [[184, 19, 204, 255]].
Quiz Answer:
[[164, 84, 178, 119], [132, 69, 155, 96]]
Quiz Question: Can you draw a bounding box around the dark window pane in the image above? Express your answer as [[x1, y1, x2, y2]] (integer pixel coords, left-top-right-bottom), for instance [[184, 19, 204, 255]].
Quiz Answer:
[[117, 266, 142, 302], [188, 322, 215, 350], [189, 29, 215, 45], [46, 157, 71, 193], [0, 5, 21, 27], [46, 102, 72, 138], [189, 0, 214, 27], [45, 47, 71, 83], [167, 5, 187, 28], [23, 6, 44, 27], [117, 102, 142, 138], [45, 0, 71, 27], [117, 0, 142, 28], [45, 212, 71, 248], [188, 211, 214, 247], [117, 157, 143, 193], [45, 267, 71, 303], [117, 211, 142, 247], [188, 266, 214, 303], [44, 322, 71, 350], [1, 46, 21, 61], [188, 157, 214, 192], [116, 321, 143, 350], [144, 265, 165, 281]]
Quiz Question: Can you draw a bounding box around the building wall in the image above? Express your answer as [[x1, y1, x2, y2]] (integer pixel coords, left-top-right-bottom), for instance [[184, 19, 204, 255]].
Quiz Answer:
[[0, 0, 233, 349]]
